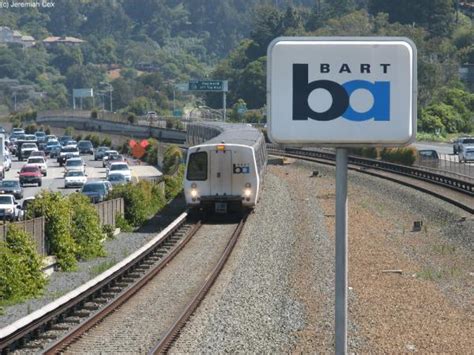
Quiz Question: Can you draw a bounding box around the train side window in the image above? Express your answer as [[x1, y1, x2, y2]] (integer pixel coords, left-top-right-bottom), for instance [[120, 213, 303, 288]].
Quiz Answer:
[[187, 152, 208, 181]]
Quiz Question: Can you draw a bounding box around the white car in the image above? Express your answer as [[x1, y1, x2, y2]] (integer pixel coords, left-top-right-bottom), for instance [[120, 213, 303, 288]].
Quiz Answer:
[[64, 170, 88, 188], [3, 153, 11, 171], [64, 157, 86, 174], [106, 162, 132, 182], [459, 145, 474, 163], [0, 194, 21, 221], [102, 150, 119, 167], [26, 156, 48, 176], [20, 142, 38, 160]]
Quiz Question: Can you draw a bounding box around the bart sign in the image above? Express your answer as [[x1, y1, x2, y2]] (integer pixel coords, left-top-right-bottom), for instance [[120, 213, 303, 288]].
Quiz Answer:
[[267, 37, 417, 146]]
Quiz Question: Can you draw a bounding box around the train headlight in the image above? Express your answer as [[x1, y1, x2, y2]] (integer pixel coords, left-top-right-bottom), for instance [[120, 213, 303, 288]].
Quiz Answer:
[[244, 188, 252, 197], [190, 188, 198, 198]]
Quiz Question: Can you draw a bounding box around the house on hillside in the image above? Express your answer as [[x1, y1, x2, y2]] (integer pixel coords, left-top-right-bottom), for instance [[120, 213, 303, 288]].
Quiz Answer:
[[0, 27, 36, 47], [43, 36, 85, 47]]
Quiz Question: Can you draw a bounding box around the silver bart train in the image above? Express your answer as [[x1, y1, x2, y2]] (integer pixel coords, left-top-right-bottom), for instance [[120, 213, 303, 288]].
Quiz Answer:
[[184, 122, 267, 213]]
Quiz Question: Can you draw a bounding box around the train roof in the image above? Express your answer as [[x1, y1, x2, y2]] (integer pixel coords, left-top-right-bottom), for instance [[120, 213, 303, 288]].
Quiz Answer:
[[188, 121, 264, 147]]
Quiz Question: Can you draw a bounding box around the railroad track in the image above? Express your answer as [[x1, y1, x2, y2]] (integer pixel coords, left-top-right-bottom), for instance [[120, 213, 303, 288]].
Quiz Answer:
[[268, 146, 473, 214], [0, 212, 247, 354]]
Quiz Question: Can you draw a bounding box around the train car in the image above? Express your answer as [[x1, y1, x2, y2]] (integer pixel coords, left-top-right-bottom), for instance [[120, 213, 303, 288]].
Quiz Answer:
[[184, 122, 267, 213]]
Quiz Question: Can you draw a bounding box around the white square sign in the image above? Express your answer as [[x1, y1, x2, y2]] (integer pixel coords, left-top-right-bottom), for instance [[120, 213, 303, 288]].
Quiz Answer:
[[267, 37, 417, 146]]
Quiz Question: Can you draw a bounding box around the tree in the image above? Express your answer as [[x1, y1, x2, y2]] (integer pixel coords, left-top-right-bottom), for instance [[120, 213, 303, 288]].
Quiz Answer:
[[50, 44, 84, 74]]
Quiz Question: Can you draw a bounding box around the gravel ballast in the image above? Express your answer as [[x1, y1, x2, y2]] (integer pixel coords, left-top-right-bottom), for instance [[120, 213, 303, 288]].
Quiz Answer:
[[172, 158, 473, 353]]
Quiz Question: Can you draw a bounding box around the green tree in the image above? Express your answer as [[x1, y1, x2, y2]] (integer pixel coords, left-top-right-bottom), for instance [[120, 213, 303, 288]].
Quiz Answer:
[[50, 44, 84, 74]]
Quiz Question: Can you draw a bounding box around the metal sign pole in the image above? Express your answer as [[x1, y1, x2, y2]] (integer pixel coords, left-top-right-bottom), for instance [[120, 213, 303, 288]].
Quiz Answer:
[[335, 147, 348, 355], [223, 91, 226, 121]]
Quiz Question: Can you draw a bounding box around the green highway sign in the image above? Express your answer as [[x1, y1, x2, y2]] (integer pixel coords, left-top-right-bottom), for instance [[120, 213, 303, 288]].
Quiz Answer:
[[188, 80, 228, 92]]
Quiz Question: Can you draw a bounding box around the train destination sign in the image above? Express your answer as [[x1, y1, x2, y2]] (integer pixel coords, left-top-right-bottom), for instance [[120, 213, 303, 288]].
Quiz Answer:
[[267, 37, 417, 146]]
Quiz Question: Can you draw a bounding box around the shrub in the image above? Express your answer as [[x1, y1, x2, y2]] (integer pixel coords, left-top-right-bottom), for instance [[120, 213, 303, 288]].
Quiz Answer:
[[91, 109, 98, 119], [164, 165, 184, 200], [0, 225, 46, 304], [162, 145, 183, 174], [28, 191, 77, 271], [380, 147, 417, 166], [127, 112, 137, 124], [115, 213, 133, 232], [348, 147, 378, 159], [102, 224, 115, 239], [44, 126, 51, 135], [73, 134, 83, 141], [64, 126, 75, 136], [68, 193, 106, 260], [24, 124, 37, 134], [101, 137, 112, 147], [85, 134, 101, 147]]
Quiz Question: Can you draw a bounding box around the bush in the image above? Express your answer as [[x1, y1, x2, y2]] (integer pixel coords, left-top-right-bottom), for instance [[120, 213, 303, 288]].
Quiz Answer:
[[73, 134, 83, 141], [85, 134, 101, 147], [68, 193, 106, 260], [380, 147, 417, 166], [102, 224, 115, 239], [0, 225, 46, 304], [164, 165, 184, 200], [24, 124, 37, 134], [348, 147, 378, 159], [162, 145, 183, 174], [45, 126, 51, 135], [28, 191, 77, 271], [101, 137, 112, 147], [64, 126, 75, 136], [91, 109, 98, 119], [115, 213, 133, 232], [127, 113, 137, 124]]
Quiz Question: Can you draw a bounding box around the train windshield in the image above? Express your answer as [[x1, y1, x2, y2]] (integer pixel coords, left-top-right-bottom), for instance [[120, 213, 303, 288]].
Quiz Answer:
[[187, 152, 207, 180]]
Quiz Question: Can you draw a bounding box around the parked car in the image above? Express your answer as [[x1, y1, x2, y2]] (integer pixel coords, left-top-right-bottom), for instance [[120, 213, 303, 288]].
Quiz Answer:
[[0, 180, 23, 199], [64, 170, 87, 189], [0, 194, 21, 221], [80, 181, 109, 203], [57, 146, 80, 166], [453, 136, 474, 154], [94, 146, 110, 161], [18, 164, 42, 186], [64, 157, 85, 174], [106, 162, 132, 181], [26, 156, 48, 176], [77, 140, 94, 155], [458, 145, 474, 163]]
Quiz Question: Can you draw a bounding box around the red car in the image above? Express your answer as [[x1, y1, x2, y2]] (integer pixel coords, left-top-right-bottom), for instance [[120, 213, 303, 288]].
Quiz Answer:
[[18, 164, 42, 187]]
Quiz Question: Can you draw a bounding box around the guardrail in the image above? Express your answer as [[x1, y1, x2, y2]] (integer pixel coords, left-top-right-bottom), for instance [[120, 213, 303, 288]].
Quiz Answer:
[[268, 146, 474, 196]]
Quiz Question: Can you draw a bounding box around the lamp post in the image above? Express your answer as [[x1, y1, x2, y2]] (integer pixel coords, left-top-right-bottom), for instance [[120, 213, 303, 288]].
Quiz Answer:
[[100, 82, 113, 112]]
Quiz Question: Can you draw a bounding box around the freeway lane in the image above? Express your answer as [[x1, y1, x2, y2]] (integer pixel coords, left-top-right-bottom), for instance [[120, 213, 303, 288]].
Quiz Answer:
[[3, 154, 163, 204]]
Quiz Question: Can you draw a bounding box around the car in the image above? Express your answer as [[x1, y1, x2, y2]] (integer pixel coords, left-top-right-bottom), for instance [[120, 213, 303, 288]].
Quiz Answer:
[[23, 134, 37, 141], [46, 135, 57, 142], [59, 135, 73, 146], [0, 194, 21, 221], [11, 128, 25, 135], [102, 150, 119, 167], [105, 154, 126, 169], [3, 153, 11, 171], [0, 127, 5, 134], [64, 170, 87, 188], [458, 145, 474, 163], [0, 180, 23, 199], [453, 136, 474, 154], [44, 140, 61, 155], [26, 156, 48, 176], [57, 146, 80, 166], [80, 181, 109, 203], [94, 146, 110, 161], [416, 149, 440, 168], [34, 131, 48, 148], [106, 162, 132, 182], [19, 142, 38, 161], [77, 140, 94, 155], [65, 140, 78, 148], [64, 157, 85, 174], [18, 164, 42, 186], [21, 196, 35, 214], [49, 145, 62, 158], [107, 172, 128, 186], [29, 150, 47, 159]]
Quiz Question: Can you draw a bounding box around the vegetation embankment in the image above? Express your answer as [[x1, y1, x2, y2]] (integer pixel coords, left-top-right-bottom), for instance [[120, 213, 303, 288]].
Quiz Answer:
[[0, 145, 185, 309]]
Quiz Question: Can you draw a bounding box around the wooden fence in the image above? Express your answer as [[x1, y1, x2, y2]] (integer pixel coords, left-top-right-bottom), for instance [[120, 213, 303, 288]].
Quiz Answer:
[[94, 198, 124, 227], [0, 217, 46, 256]]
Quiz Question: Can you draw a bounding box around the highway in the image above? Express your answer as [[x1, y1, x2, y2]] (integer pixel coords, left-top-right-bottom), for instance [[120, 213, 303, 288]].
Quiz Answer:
[[3, 153, 163, 204]]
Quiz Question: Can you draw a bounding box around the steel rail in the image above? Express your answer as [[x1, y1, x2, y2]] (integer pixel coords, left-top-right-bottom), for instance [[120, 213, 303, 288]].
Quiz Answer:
[[43, 220, 202, 354], [149, 214, 248, 354], [269, 148, 473, 214], [0, 213, 190, 353], [268, 146, 474, 196]]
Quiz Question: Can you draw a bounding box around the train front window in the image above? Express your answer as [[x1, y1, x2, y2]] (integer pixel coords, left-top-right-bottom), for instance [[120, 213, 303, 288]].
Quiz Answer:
[[187, 152, 207, 181]]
